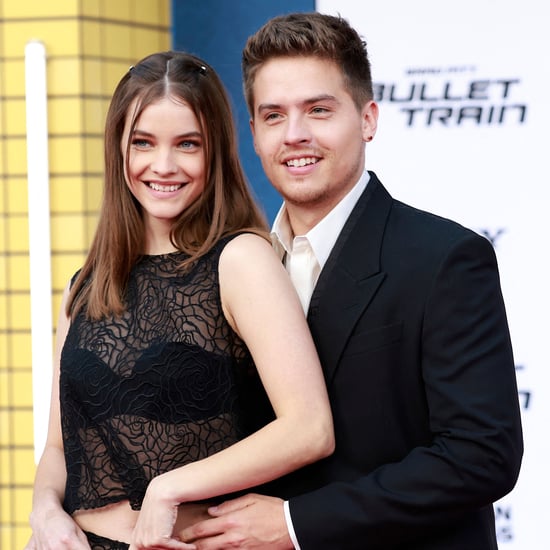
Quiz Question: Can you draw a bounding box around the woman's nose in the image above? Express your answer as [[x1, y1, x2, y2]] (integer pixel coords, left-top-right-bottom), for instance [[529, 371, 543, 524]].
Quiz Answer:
[[151, 149, 177, 174]]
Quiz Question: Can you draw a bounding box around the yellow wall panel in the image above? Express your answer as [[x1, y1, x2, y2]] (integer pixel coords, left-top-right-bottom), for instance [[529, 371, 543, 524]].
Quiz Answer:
[[81, 20, 102, 56], [15, 525, 34, 550], [0, 333, 8, 368], [48, 58, 81, 95], [49, 136, 83, 173], [85, 212, 100, 242], [83, 97, 106, 133], [105, 60, 132, 93], [0, 371, 8, 406], [82, 58, 103, 96], [133, 28, 170, 59], [4, 98, 26, 135], [134, 0, 167, 25], [9, 333, 32, 368], [0, 217, 5, 250], [103, 23, 133, 59], [5, 138, 27, 174], [6, 178, 28, 214], [80, 0, 101, 18], [0, 450, 11, 482], [48, 97, 83, 134], [2, 0, 79, 18], [11, 409, 34, 446], [8, 294, 31, 331], [3, 59, 26, 97], [0, 417, 9, 447], [13, 449, 36, 485], [14, 486, 34, 522], [11, 372, 34, 408], [83, 137, 103, 172], [8, 255, 30, 292], [52, 254, 83, 288], [85, 181, 102, 209], [50, 176, 84, 212], [0, 289, 6, 329], [7, 216, 29, 252], [50, 214, 85, 249], [103, 0, 132, 21], [0, 528, 13, 550], [51, 293, 63, 325], [2, 21, 80, 57]]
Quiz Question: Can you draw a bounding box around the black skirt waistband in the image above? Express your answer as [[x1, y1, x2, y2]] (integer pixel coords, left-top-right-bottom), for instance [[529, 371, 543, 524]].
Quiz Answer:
[[84, 530, 130, 550]]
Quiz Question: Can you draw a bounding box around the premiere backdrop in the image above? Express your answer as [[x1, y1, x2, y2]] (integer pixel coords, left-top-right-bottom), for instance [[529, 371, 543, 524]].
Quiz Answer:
[[173, 0, 547, 548], [315, 1, 546, 547]]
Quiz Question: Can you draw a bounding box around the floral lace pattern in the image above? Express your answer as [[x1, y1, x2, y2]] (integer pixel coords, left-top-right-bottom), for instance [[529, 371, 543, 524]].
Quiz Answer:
[[60, 237, 271, 513]]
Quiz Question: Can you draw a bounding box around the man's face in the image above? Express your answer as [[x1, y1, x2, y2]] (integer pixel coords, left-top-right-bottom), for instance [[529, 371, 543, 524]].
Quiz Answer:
[[250, 55, 378, 231]]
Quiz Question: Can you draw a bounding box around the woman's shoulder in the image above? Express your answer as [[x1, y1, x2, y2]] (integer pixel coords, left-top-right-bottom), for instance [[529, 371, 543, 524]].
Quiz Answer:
[[218, 232, 273, 263]]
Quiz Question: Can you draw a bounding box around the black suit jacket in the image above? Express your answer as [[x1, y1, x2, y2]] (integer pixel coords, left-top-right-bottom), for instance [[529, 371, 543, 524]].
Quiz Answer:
[[287, 173, 523, 549]]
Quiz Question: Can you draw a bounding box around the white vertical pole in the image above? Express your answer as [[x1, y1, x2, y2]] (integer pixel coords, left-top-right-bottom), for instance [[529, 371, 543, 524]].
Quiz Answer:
[[25, 40, 53, 462]]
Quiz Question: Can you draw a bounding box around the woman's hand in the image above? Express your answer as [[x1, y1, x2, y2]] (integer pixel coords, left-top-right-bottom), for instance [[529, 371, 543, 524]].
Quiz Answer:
[[25, 509, 91, 550], [129, 475, 196, 550]]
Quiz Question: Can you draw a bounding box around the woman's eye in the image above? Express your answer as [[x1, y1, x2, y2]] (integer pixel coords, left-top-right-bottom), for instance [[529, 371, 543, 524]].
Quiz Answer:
[[132, 138, 151, 148], [179, 140, 201, 150]]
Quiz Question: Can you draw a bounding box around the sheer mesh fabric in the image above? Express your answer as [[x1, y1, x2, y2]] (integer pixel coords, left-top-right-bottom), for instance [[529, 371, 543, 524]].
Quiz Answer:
[[60, 236, 272, 514]]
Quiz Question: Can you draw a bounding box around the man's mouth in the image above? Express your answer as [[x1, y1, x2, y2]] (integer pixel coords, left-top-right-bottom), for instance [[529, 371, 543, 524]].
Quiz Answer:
[[286, 157, 318, 167]]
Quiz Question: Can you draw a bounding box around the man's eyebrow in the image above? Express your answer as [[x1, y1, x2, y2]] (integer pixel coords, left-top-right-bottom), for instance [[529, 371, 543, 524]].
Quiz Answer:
[[257, 94, 339, 113], [257, 102, 282, 113]]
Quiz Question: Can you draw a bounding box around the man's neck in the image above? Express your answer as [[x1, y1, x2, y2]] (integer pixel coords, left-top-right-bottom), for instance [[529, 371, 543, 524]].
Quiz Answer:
[[285, 203, 332, 237]]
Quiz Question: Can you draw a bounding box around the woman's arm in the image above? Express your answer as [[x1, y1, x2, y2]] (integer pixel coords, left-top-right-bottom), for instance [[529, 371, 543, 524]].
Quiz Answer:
[[130, 234, 334, 549], [26, 283, 91, 550]]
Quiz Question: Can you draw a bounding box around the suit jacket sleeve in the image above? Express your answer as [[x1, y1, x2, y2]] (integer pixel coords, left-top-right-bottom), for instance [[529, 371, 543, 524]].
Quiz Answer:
[[289, 230, 523, 549]]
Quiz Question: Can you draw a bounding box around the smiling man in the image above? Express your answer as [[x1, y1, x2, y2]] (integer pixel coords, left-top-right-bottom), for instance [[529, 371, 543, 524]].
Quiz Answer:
[[180, 12, 523, 550]]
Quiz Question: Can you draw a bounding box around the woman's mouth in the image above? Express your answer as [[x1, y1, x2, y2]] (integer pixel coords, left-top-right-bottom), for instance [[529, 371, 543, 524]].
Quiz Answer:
[[147, 182, 184, 192]]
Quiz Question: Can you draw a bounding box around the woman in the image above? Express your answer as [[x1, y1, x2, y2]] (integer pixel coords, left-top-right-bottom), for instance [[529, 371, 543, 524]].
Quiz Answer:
[[26, 51, 333, 550]]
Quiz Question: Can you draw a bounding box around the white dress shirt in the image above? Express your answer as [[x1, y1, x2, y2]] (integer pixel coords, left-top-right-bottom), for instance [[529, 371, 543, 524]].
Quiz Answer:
[[271, 171, 370, 548]]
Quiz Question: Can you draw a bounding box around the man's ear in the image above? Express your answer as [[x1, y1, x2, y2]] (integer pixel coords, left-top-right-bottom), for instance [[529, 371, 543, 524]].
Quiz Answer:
[[362, 100, 379, 142]]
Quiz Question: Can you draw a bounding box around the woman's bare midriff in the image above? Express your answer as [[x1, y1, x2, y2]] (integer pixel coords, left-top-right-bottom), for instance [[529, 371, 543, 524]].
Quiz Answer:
[[73, 499, 213, 543]]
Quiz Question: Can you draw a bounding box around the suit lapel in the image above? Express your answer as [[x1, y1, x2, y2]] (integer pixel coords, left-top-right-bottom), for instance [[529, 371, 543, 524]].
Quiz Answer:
[[308, 173, 392, 384]]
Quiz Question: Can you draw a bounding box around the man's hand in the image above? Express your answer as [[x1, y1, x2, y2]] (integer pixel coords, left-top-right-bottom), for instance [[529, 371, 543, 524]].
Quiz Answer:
[[179, 494, 294, 549]]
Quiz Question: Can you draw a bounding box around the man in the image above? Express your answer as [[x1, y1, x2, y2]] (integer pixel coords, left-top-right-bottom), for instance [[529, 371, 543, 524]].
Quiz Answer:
[[181, 12, 523, 549]]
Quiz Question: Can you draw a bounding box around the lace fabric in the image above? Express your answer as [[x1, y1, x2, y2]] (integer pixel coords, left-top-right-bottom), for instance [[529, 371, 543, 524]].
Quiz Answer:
[[60, 236, 272, 513]]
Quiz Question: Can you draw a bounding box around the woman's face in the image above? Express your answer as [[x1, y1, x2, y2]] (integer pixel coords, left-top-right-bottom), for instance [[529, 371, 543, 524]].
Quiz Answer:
[[121, 95, 206, 234]]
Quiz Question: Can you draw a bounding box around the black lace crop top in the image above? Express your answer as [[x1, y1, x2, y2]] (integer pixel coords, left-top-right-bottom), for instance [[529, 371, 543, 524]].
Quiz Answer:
[[60, 236, 273, 514]]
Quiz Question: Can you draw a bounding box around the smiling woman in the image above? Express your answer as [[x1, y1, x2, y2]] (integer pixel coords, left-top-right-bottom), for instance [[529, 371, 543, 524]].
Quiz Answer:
[[122, 96, 206, 248], [25, 51, 334, 550]]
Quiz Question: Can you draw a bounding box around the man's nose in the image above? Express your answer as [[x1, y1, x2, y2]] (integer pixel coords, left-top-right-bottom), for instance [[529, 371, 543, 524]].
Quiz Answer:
[[284, 115, 312, 145]]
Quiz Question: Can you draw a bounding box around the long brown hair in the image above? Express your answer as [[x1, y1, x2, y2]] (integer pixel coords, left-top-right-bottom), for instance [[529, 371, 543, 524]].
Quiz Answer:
[[242, 12, 373, 116], [68, 51, 268, 319]]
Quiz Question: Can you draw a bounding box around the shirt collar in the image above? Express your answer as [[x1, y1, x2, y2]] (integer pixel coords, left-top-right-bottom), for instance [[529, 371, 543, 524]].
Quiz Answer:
[[271, 171, 370, 268]]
